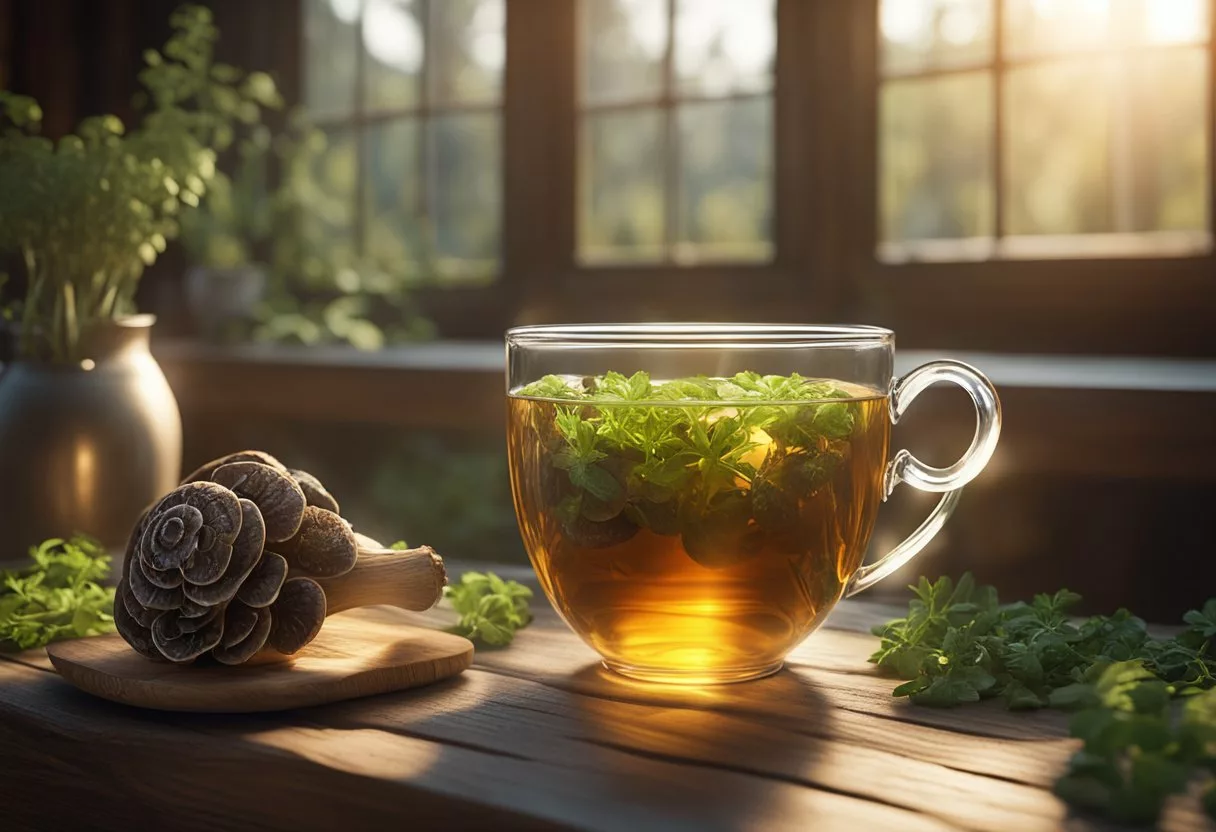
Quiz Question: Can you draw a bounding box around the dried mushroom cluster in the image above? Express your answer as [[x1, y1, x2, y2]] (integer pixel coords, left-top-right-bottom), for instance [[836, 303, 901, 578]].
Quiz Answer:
[[115, 450, 447, 664]]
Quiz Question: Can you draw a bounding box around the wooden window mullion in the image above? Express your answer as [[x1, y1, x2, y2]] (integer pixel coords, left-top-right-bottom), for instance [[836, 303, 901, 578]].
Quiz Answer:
[[993, 0, 1005, 242], [417, 0, 431, 231], [1209, 0, 1216, 235], [352, 0, 367, 257], [662, 0, 678, 261], [501, 0, 574, 320]]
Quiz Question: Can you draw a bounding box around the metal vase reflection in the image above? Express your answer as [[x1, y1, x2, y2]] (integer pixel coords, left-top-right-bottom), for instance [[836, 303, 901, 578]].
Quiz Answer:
[[0, 316, 182, 560]]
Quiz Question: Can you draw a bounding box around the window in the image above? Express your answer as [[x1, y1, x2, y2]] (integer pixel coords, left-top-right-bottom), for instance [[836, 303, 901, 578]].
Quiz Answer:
[[879, 0, 1212, 262], [286, 0, 1213, 354], [303, 0, 504, 282], [576, 0, 776, 265]]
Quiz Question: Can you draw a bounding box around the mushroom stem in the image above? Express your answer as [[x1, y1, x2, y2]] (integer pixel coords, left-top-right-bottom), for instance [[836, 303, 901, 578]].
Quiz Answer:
[[316, 545, 447, 615]]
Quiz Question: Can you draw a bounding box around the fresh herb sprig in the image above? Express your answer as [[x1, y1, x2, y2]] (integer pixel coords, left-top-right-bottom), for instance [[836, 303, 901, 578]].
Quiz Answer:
[[871, 575, 1216, 824], [1053, 662, 1216, 825], [444, 571, 534, 647], [0, 536, 116, 650], [870, 575, 1214, 708], [517, 372, 862, 556]]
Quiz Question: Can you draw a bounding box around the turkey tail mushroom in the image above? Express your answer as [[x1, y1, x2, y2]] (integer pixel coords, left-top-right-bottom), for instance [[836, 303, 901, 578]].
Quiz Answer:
[[181, 450, 288, 484], [116, 449, 447, 666], [288, 468, 340, 514], [275, 506, 358, 578], [318, 544, 447, 615], [210, 462, 306, 542], [264, 546, 448, 656]]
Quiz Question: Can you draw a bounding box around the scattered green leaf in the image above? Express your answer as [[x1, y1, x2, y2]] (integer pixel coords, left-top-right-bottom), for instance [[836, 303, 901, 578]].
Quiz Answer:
[[444, 571, 533, 647], [872, 575, 1216, 826], [0, 536, 116, 650]]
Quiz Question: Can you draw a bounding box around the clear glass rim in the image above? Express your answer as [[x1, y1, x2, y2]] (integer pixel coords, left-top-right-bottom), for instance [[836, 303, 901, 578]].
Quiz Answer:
[[505, 323, 894, 348]]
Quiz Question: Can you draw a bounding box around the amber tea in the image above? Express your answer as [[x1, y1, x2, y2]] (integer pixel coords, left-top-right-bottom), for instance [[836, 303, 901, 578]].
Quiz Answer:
[[507, 371, 889, 683]]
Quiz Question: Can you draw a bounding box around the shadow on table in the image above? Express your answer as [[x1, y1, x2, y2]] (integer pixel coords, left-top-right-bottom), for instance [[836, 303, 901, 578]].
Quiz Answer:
[[550, 661, 846, 819], [298, 658, 847, 827]]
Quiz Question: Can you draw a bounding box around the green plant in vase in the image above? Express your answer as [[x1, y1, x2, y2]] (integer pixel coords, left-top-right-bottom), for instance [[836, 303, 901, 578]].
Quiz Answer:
[[0, 4, 282, 558], [178, 124, 277, 340], [0, 3, 281, 362], [249, 113, 434, 350]]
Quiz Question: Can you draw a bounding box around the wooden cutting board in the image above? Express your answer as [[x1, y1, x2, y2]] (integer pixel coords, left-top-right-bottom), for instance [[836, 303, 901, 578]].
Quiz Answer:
[[46, 608, 474, 713]]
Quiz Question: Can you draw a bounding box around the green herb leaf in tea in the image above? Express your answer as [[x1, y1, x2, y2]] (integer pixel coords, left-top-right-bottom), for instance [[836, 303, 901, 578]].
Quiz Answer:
[[515, 372, 867, 553], [0, 535, 116, 650]]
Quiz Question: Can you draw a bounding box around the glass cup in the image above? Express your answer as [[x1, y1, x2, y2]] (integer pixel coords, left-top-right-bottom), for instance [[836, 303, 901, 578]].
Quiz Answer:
[[505, 324, 1000, 684]]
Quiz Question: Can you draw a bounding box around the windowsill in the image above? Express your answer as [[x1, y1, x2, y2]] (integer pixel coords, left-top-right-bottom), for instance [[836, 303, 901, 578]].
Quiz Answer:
[[152, 339, 1216, 479], [877, 230, 1214, 264], [154, 339, 505, 373], [152, 338, 1216, 393]]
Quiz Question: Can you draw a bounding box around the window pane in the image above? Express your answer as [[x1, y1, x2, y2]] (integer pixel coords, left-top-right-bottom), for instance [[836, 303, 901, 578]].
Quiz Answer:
[[309, 128, 360, 265], [674, 0, 775, 96], [428, 0, 505, 106], [304, 0, 360, 119], [881, 0, 993, 76], [880, 73, 994, 242], [581, 0, 668, 104], [363, 0, 424, 112], [580, 110, 666, 261], [1132, 0, 1209, 46], [1126, 48, 1209, 231], [676, 98, 772, 262], [1004, 60, 1111, 235], [1004, 0, 1112, 58], [429, 114, 502, 280], [364, 118, 421, 270]]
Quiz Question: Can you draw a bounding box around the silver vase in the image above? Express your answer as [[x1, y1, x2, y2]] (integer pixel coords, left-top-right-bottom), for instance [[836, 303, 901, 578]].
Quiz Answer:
[[0, 315, 182, 560]]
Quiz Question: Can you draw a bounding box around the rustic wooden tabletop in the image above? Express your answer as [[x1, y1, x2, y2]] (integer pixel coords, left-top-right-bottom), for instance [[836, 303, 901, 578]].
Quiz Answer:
[[1, 589, 1211, 832]]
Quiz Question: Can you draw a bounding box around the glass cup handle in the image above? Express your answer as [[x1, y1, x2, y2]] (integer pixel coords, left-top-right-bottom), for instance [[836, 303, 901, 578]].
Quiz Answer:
[[845, 360, 1002, 597]]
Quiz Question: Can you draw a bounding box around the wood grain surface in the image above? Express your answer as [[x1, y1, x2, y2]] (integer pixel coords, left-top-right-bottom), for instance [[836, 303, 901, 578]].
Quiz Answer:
[[3, 595, 1213, 832], [45, 611, 474, 713]]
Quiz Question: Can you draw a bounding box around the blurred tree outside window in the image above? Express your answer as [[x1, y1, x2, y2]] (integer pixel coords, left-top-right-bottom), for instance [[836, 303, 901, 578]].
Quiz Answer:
[[880, 0, 1212, 262], [304, 0, 503, 284], [578, 0, 776, 265]]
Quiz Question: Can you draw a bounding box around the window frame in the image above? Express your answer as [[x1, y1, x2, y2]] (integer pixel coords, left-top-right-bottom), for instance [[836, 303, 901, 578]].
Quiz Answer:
[[286, 0, 511, 339], [574, 0, 776, 268], [288, 0, 1216, 355], [848, 0, 1216, 356], [512, 0, 835, 325]]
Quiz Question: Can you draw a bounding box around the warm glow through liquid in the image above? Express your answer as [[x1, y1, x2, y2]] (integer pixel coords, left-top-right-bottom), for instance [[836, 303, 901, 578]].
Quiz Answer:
[[507, 393, 890, 683]]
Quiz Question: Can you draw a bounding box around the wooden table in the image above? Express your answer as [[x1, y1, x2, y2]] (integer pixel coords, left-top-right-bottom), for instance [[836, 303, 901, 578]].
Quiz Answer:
[[1, 593, 1210, 832]]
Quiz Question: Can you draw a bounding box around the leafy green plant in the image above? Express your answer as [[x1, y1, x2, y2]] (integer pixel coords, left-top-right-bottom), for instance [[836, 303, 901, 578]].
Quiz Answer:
[[178, 125, 275, 269], [0, 5, 280, 362], [245, 114, 434, 350], [177, 109, 433, 349], [871, 575, 1216, 824], [0, 536, 116, 650], [870, 575, 1214, 708], [444, 571, 534, 647], [1052, 663, 1216, 825]]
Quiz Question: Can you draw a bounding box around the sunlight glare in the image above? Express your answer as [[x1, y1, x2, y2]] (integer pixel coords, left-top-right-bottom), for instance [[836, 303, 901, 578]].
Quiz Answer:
[[676, 0, 775, 93], [621, 0, 669, 60], [1146, 0, 1208, 44], [882, 0, 929, 45], [469, 0, 506, 73], [362, 0, 423, 74], [1030, 0, 1109, 20], [940, 2, 984, 45], [327, 0, 361, 25]]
